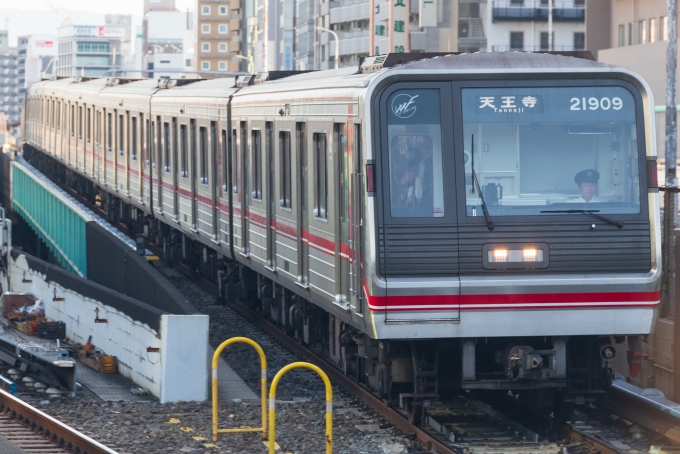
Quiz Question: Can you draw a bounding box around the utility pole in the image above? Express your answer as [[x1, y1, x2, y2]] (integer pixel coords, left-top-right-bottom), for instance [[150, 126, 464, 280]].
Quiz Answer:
[[664, 0, 680, 401]]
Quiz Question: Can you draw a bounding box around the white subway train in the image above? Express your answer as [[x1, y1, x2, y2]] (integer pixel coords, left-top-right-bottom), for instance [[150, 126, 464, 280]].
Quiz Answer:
[[22, 52, 661, 418]]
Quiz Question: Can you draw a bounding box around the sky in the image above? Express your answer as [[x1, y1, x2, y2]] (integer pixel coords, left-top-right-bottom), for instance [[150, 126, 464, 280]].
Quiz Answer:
[[0, 0, 194, 46]]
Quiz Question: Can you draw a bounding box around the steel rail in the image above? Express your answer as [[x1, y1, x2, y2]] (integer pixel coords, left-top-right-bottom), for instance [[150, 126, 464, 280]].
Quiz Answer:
[[0, 389, 119, 454], [601, 385, 680, 444], [565, 424, 623, 454]]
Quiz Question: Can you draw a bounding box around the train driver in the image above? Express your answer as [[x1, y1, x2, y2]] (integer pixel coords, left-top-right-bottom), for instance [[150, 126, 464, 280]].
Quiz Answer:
[[567, 169, 600, 203]]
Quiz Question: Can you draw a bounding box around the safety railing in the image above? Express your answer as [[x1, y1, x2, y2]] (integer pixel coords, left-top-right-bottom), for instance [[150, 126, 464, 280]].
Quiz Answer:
[[211, 337, 268, 441], [268, 362, 332, 454]]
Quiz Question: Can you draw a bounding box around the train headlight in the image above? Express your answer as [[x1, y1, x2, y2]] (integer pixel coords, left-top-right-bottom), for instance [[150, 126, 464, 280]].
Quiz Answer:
[[492, 249, 508, 262], [484, 244, 549, 269]]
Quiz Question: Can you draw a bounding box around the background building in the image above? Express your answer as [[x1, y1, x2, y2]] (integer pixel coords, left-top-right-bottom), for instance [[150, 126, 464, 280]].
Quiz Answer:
[[17, 34, 57, 100], [0, 30, 21, 126], [197, 0, 242, 72], [56, 25, 125, 77]]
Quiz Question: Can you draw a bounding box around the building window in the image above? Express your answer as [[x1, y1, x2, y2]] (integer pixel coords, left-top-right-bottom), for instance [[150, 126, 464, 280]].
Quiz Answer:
[[202, 42, 211, 52], [539, 32, 553, 50], [201, 61, 210, 70], [218, 61, 227, 70], [663, 16, 668, 41], [201, 5, 211, 14], [185, 59, 193, 67], [510, 31, 524, 51], [313, 133, 327, 219], [202, 24, 211, 34], [618, 24, 625, 47], [573, 32, 585, 50], [218, 24, 228, 34], [639, 20, 647, 44], [219, 5, 228, 14], [650, 18, 656, 43], [219, 42, 228, 52], [280, 131, 291, 209], [574, 0, 584, 5]]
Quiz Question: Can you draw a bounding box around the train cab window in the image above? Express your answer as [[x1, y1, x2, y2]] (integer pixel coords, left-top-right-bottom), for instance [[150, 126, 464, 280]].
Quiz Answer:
[[200, 126, 208, 185], [180, 124, 188, 177], [462, 85, 641, 216], [107, 112, 112, 152], [280, 131, 292, 209], [387, 89, 445, 218], [131, 116, 138, 160], [164, 122, 171, 172], [251, 130, 262, 199], [313, 132, 328, 219]]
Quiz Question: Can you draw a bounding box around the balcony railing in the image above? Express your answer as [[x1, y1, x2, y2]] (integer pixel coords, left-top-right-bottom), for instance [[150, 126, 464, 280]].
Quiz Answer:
[[491, 44, 581, 52], [492, 1, 585, 22]]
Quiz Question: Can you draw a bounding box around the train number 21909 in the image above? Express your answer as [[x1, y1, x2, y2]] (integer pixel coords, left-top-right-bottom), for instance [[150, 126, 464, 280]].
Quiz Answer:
[[570, 97, 623, 111]]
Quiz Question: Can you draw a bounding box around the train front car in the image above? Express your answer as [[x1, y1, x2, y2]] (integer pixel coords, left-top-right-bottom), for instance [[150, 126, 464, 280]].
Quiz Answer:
[[360, 53, 660, 414]]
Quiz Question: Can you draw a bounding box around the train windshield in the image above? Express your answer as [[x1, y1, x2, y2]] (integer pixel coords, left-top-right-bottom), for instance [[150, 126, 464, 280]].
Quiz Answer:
[[462, 86, 641, 216]]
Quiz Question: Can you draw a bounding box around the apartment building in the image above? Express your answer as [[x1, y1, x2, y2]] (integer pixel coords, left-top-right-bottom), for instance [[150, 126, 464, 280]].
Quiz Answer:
[[0, 44, 20, 125], [197, 0, 242, 72], [486, 0, 586, 52]]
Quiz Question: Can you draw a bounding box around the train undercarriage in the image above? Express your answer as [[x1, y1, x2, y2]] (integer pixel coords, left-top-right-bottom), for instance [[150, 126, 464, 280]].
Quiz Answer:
[[23, 146, 635, 424]]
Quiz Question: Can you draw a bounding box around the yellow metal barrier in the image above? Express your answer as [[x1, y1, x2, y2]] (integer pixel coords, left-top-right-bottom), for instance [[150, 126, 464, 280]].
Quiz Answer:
[[268, 362, 332, 454], [211, 337, 267, 441]]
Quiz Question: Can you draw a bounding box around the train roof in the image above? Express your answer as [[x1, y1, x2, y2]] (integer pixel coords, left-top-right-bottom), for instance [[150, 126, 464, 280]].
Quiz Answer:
[[395, 52, 609, 71], [152, 77, 239, 100]]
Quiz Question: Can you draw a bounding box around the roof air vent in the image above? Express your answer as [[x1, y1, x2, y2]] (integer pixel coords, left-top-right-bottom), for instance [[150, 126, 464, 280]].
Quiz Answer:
[[236, 75, 254, 87]]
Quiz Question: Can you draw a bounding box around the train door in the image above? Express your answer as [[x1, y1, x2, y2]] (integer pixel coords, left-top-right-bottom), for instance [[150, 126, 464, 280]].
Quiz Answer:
[[190, 119, 198, 230], [159, 118, 167, 214], [173, 118, 180, 219], [240, 121, 249, 255], [266, 122, 276, 270], [350, 123, 364, 314], [380, 84, 460, 321], [335, 123, 350, 306], [296, 122, 309, 287]]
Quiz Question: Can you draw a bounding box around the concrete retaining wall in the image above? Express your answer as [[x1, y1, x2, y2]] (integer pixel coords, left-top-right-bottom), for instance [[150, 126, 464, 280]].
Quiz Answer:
[[8, 252, 208, 403]]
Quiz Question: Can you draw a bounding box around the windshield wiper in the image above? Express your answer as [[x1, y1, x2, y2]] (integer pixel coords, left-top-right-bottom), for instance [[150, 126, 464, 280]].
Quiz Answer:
[[540, 209, 623, 229], [471, 134, 494, 231]]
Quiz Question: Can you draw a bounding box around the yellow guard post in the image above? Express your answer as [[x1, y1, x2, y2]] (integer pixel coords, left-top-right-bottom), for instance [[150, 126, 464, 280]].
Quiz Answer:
[[268, 362, 333, 454], [211, 337, 267, 441]]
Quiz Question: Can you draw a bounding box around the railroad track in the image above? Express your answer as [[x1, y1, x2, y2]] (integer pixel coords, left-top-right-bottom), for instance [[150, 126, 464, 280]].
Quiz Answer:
[[0, 389, 119, 454]]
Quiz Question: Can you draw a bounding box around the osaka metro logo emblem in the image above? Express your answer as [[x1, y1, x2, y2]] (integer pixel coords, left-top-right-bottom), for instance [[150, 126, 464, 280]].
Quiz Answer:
[[392, 94, 419, 119]]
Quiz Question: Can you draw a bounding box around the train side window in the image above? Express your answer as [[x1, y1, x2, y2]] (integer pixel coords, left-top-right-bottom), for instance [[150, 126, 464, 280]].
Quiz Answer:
[[164, 122, 171, 172], [156, 116, 161, 168], [118, 114, 124, 155], [190, 120, 196, 178], [233, 129, 239, 194], [87, 108, 91, 143], [143, 117, 148, 166], [57, 101, 61, 131], [222, 129, 228, 191], [71, 104, 75, 137], [180, 124, 188, 177], [131, 116, 138, 160], [150, 121, 156, 168], [95, 111, 100, 146], [280, 131, 291, 209], [107, 112, 112, 152], [251, 130, 262, 199], [200, 126, 208, 185], [79, 106, 83, 139], [51, 100, 55, 128], [313, 132, 328, 219]]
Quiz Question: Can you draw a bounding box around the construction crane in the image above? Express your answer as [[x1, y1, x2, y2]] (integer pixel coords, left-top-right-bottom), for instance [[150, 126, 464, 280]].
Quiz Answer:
[[44, 1, 73, 27]]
